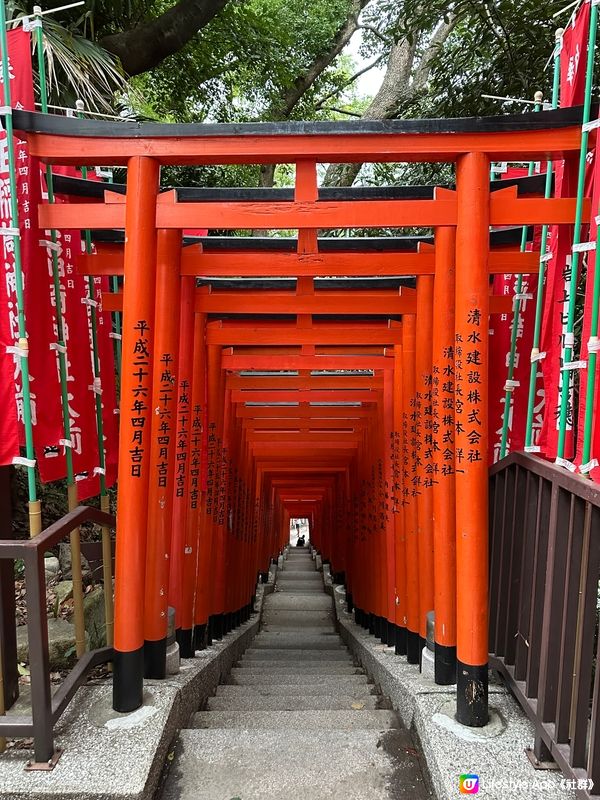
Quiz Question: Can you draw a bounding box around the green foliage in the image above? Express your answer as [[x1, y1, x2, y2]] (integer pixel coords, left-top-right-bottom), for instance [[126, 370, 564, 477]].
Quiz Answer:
[[368, 0, 571, 117], [6, 1, 126, 112], [129, 0, 358, 123]]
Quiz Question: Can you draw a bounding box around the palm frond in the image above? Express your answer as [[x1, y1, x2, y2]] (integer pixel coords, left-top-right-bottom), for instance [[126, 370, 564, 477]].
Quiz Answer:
[[5, 1, 126, 113]]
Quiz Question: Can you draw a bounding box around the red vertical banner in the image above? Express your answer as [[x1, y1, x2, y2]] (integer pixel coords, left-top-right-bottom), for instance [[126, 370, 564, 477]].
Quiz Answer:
[[538, 4, 591, 463], [488, 162, 543, 462], [0, 29, 65, 465], [0, 32, 25, 463], [36, 223, 100, 491], [488, 272, 538, 463], [53, 168, 119, 494], [37, 174, 119, 498], [560, 0, 591, 107], [576, 114, 600, 480], [94, 275, 119, 488]]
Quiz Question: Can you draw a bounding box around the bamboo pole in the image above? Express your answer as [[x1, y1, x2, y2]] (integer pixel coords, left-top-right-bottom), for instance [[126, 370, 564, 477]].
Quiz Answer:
[[75, 101, 114, 650], [0, 0, 40, 537], [33, 6, 86, 657], [499, 95, 542, 459], [557, 5, 599, 459], [525, 34, 562, 450]]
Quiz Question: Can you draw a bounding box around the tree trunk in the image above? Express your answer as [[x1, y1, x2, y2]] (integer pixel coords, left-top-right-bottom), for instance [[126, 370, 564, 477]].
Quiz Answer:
[[323, 18, 456, 187], [101, 0, 231, 76]]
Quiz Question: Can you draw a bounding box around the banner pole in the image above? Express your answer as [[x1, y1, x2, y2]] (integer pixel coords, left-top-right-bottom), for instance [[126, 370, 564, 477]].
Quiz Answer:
[[524, 33, 563, 449], [499, 95, 542, 459], [557, 2, 599, 460], [75, 99, 114, 647], [0, 0, 40, 536], [33, 5, 86, 656], [581, 223, 600, 472]]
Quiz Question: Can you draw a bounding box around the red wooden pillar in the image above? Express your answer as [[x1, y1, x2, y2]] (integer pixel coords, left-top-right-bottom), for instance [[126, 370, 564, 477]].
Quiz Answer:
[[383, 369, 396, 644], [432, 227, 457, 685], [168, 277, 195, 651], [143, 228, 182, 678], [416, 276, 434, 654], [208, 345, 227, 639], [455, 152, 490, 726], [179, 312, 206, 656], [393, 336, 407, 655], [113, 156, 159, 712], [402, 314, 420, 664]]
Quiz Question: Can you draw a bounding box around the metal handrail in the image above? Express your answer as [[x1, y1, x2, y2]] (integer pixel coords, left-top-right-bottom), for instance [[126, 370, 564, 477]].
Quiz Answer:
[[0, 506, 115, 768]]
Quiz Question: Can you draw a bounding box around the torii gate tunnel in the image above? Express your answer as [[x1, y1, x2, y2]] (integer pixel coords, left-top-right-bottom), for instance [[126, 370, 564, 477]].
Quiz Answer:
[[13, 106, 589, 728]]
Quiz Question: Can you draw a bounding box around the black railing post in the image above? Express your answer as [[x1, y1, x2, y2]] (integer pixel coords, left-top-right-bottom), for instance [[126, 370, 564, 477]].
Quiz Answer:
[[24, 548, 54, 764], [0, 465, 18, 709]]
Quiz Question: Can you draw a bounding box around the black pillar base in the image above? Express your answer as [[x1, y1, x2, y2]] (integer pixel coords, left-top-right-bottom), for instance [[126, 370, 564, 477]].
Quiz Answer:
[[223, 612, 232, 634], [379, 617, 388, 644], [406, 630, 420, 665], [456, 661, 488, 727], [435, 643, 457, 685], [346, 592, 354, 613], [194, 623, 207, 651], [419, 636, 426, 670], [176, 627, 195, 659], [113, 647, 144, 712], [207, 615, 218, 642], [387, 621, 397, 648], [214, 613, 224, 640], [369, 613, 376, 635], [395, 625, 407, 656], [143, 637, 166, 679], [260, 571, 269, 584]]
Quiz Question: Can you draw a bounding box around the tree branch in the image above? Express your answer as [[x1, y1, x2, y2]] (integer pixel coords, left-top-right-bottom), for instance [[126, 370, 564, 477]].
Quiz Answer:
[[357, 24, 391, 45], [315, 54, 385, 110], [270, 0, 371, 119], [101, 0, 232, 76], [321, 105, 364, 117]]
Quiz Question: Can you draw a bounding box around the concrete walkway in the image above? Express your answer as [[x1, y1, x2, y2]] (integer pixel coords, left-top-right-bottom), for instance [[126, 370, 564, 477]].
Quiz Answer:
[[159, 547, 430, 799]]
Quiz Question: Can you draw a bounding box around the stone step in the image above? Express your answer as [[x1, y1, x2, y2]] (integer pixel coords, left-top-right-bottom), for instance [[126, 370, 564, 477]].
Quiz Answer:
[[244, 647, 346, 664], [216, 683, 373, 697], [234, 663, 363, 674], [227, 671, 369, 686], [281, 564, 318, 571], [251, 637, 343, 650], [189, 709, 400, 730], [244, 648, 349, 660], [160, 728, 428, 800], [260, 624, 333, 634], [276, 580, 322, 588], [277, 570, 322, 578], [261, 612, 333, 626], [264, 595, 332, 611], [206, 693, 381, 711]]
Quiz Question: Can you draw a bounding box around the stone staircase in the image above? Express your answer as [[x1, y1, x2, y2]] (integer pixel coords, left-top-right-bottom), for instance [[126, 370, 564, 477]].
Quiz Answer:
[[159, 546, 430, 799]]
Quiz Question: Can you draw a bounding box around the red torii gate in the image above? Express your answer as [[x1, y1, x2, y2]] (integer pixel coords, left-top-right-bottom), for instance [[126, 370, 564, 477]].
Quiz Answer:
[[13, 105, 590, 731]]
